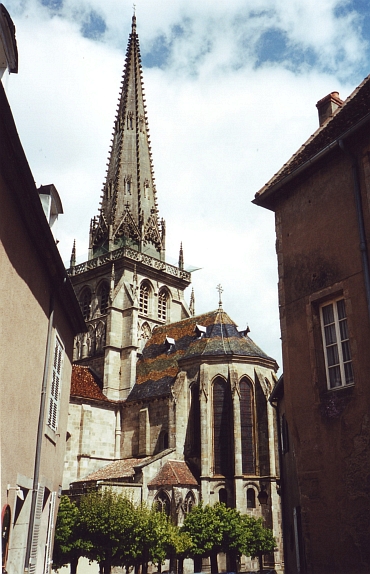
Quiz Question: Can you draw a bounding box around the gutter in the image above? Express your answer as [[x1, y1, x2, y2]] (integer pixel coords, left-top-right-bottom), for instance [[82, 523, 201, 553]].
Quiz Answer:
[[253, 110, 370, 209]]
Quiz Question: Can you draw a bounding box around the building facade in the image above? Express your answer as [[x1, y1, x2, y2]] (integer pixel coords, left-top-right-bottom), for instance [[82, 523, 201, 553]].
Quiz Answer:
[[63, 15, 284, 573], [0, 13, 85, 573], [254, 78, 370, 573]]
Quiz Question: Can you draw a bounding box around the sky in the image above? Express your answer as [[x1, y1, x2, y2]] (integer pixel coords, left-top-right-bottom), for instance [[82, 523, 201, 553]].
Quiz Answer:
[[4, 0, 370, 370]]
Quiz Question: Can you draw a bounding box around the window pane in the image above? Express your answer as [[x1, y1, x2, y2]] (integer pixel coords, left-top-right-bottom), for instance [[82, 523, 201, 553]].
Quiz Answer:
[[344, 362, 354, 384], [326, 344, 339, 367], [337, 299, 346, 320], [322, 304, 334, 325], [341, 340, 352, 362], [329, 365, 342, 388], [324, 324, 337, 345], [339, 319, 348, 341]]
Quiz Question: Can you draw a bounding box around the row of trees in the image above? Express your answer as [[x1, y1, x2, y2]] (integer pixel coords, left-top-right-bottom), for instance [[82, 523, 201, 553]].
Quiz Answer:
[[53, 490, 275, 574]]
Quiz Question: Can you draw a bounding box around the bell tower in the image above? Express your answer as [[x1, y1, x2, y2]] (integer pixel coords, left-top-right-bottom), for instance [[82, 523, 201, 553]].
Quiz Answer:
[[68, 15, 191, 400]]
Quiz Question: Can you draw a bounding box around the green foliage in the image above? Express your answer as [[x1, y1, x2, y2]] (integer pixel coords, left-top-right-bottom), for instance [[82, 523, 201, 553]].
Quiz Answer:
[[52, 495, 89, 571], [241, 515, 276, 558], [182, 502, 276, 560]]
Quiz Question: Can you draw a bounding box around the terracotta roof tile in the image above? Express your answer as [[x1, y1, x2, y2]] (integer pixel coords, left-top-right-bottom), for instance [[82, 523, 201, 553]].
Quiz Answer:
[[73, 457, 149, 483], [70, 365, 109, 402], [148, 460, 198, 487]]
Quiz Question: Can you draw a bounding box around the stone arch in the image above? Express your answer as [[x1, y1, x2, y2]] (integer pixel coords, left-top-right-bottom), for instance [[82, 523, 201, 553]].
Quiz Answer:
[[183, 491, 196, 514]]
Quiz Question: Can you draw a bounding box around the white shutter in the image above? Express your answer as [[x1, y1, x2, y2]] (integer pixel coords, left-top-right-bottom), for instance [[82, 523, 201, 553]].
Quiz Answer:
[[29, 485, 45, 574], [47, 334, 64, 432], [44, 492, 57, 574]]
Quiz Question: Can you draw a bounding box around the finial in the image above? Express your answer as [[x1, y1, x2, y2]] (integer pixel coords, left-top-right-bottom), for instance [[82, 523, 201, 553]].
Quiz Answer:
[[190, 288, 195, 317], [178, 242, 184, 271], [132, 5, 136, 30], [216, 284, 223, 309], [109, 264, 115, 303], [70, 239, 76, 268]]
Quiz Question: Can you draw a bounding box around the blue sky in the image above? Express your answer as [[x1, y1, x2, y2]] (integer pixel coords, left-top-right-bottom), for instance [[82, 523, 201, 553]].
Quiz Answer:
[[4, 0, 370, 367]]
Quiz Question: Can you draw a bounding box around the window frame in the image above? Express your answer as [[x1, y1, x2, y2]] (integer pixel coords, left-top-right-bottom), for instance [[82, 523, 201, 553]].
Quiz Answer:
[[158, 289, 169, 321], [319, 297, 354, 390]]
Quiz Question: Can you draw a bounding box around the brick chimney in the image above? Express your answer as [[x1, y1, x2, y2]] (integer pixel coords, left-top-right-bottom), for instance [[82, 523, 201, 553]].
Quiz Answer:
[[316, 92, 343, 126]]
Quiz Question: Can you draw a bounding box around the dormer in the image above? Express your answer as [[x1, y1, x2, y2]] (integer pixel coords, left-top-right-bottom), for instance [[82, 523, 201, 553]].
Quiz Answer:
[[0, 5, 18, 81], [195, 324, 207, 338], [38, 184, 63, 239]]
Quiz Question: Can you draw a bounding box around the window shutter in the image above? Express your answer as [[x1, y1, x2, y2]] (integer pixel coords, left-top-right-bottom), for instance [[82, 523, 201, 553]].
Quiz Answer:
[[47, 334, 64, 432], [28, 485, 44, 574], [44, 492, 57, 574]]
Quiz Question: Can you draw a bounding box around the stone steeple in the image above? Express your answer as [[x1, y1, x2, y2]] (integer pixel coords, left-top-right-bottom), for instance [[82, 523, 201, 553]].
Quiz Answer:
[[89, 14, 165, 260]]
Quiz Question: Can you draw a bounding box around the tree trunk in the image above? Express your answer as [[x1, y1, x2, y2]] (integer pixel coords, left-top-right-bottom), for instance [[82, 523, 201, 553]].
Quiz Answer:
[[258, 552, 263, 573], [169, 555, 177, 574], [70, 556, 78, 574], [194, 556, 202, 573], [210, 552, 218, 574], [178, 557, 184, 574]]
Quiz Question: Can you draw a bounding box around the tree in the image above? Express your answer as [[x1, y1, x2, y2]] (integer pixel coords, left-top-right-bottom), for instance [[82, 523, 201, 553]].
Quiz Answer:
[[52, 495, 89, 574], [78, 489, 137, 574], [181, 503, 223, 571], [241, 515, 276, 573]]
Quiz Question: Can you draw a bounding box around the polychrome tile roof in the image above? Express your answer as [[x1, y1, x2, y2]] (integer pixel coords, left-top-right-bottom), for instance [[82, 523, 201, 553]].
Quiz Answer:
[[70, 365, 109, 402], [148, 460, 198, 487], [127, 308, 276, 401], [255, 73, 370, 200]]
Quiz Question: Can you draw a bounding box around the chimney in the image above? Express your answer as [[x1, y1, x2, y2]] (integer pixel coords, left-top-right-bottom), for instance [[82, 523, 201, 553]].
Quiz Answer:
[[316, 92, 343, 126]]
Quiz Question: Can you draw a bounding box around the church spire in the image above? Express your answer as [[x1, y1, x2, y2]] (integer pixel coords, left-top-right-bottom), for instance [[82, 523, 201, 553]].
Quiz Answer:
[[90, 15, 163, 260]]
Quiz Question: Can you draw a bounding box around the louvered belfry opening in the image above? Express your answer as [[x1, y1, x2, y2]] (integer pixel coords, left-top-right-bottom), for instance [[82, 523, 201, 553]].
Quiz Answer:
[[240, 379, 255, 474], [213, 377, 233, 477]]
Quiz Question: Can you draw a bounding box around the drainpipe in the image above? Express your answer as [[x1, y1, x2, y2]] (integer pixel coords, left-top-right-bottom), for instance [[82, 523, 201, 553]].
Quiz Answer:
[[338, 140, 370, 322], [24, 292, 55, 572]]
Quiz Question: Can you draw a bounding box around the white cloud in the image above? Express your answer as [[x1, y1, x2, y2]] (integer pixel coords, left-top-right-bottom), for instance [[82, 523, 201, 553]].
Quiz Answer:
[[4, 0, 369, 369]]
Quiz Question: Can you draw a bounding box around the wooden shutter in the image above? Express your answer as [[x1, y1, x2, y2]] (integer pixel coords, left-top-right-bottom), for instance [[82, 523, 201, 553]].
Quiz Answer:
[[47, 334, 64, 432], [28, 485, 45, 574], [44, 492, 57, 574]]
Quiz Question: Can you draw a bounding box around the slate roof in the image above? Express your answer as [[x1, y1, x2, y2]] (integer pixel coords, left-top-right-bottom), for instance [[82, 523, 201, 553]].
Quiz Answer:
[[70, 365, 109, 402], [127, 309, 277, 402], [254, 73, 370, 204], [148, 460, 198, 487], [73, 457, 148, 483]]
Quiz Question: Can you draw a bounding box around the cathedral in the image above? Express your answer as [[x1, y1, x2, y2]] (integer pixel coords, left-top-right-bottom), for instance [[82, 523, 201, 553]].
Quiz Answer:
[[63, 14, 282, 572]]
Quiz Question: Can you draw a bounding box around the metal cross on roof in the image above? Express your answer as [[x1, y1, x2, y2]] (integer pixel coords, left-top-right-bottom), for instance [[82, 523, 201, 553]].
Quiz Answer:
[[216, 284, 223, 309]]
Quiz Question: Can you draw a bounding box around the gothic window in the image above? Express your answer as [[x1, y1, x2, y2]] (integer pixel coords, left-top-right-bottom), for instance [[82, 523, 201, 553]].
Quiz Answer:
[[158, 289, 169, 321], [87, 325, 96, 356], [183, 492, 195, 514], [95, 322, 106, 354], [213, 377, 233, 477], [189, 384, 200, 457], [98, 282, 109, 314], [247, 488, 256, 509], [218, 488, 228, 506], [157, 430, 169, 452], [139, 322, 151, 352], [47, 333, 64, 433], [240, 378, 255, 474], [154, 491, 171, 516], [139, 282, 151, 315], [79, 288, 91, 320]]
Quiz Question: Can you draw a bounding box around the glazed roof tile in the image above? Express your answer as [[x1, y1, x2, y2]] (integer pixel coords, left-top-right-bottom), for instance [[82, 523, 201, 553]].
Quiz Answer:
[[127, 309, 276, 401], [70, 365, 109, 402], [148, 460, 198, 487], [255, 74, 370, 201]]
